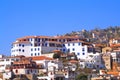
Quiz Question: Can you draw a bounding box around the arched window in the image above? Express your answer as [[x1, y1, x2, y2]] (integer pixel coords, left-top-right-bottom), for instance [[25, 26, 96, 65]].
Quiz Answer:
[[16, 69, 18, 73]]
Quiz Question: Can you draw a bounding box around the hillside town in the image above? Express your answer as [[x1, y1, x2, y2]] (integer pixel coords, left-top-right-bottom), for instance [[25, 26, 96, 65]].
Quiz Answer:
[[0, 0, 120, 79], [0, 30, 120, 80]]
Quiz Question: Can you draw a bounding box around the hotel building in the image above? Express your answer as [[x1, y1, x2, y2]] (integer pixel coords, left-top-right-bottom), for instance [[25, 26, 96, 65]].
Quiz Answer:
[[11, 35, 94, 59]]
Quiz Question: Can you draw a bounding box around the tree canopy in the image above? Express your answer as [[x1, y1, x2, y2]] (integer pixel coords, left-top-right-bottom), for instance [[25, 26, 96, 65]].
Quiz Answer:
[[75, 73, 88, 80], [53, 53, 60, 59]]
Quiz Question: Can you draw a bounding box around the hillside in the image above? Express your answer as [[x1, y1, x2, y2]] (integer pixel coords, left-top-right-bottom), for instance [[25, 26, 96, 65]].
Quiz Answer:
[[64, 26, 120, 45]]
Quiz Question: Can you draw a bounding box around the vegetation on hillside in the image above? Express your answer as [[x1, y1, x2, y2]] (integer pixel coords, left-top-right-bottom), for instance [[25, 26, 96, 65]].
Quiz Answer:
[[64, 26, 120, 45]]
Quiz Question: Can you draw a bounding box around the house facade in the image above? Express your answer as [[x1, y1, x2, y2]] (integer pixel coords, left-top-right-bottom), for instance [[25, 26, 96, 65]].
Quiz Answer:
[[0, 55, 23, 72], [85, 53, 103, 69]]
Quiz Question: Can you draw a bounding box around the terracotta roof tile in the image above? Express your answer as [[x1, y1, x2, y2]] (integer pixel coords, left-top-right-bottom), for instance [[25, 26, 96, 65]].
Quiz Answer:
[[64, 40, 91, 44], [48, 41, 62, 44], [13, 60, 31, 64], [31, 56, 53, 60], [17, 36, 51, 40], [110, 43, 120, 47], [69, 59, 78, 63], [17, 35, 81, 40], [12, 41, 31, 44]]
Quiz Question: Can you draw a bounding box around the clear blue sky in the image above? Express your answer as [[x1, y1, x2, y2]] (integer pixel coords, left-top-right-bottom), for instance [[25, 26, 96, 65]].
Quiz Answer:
[[0, 0, 120, 55]]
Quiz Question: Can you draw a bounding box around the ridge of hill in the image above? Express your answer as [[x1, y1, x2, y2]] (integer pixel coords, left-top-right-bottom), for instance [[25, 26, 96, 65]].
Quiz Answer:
[[64, 26, 120, 45]]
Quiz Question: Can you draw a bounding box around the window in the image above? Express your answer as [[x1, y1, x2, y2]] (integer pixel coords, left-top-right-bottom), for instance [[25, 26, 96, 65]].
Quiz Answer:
[[82, 48, 85, 51], [27, 70, 29, 74], [78, 43, 81, 46], [63, 39, 65, 42], [60, 49, 62, 51], [73, 43, 75, 46], [11, 59, 14, 61], [45, 43, 47, 47], [38, 43, 40, 46], [19, 49, 21, 52], [38, 48, 40, 51], [72, 48, 75, 51], [63, 44, 65, 47], [63, 49, 65, 52], [22, 45, 24, 47], [42, 43, 44, 46], [68, 49, 70, 52], [80, 64, 83, 67], [19, 44, 21, 46], [31, 48, 33, 51], [68, 43, 70, 46], [38, 38, 40, 42], [59, 39, 61, 42], [42, 39, 44, 41], [31, 44, 33, 46], [35, 48, 36, 51], [97, 65, 99, 68], [38, 53, 40, 55], [6, 59, 9, 61], [82, 53, 85, 55], [35, 53, 36, 56], [31, 53, 33, 56], [15, 70, 18, 73], [77, 53, 80, 55], [22, 50, 24, 52], [35, 38, 37, 41]]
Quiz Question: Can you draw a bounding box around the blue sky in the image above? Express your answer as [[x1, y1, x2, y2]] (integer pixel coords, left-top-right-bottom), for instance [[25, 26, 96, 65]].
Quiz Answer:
[[0, 0, 120, 55]]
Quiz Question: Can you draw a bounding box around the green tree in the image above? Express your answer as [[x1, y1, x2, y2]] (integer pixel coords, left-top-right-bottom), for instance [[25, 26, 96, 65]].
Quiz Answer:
[[53, 53, 60, 59], [75, 73, 88, 80]]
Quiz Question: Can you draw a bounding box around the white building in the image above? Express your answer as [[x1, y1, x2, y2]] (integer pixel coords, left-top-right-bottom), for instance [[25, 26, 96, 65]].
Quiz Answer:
[[62, 41, 94, 59], [37, 58, 76, 80], [111, 50, 120, 63], [31, 56, 54, 71], [3, 70, 13, 80], [12, 58, 38, 75], [11, 35, 94, 59], [79, 52, 104, 69], [11, 36, 63, 57], [85, 52, 104, 69], [0, 56, 22, 72], [111, 38, 120, 44]]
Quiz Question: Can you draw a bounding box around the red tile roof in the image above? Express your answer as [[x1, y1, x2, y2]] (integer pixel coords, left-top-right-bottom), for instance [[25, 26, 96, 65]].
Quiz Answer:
[[17, 35, 81, 40], [69, 59, 78, 63], [12, 41, 31, 44], [110, 43, 120, 47], [13, 60, 31, 64], [48, 41, 62, 44], [64, 40, 91, 44], [31, 56, 53, 60]]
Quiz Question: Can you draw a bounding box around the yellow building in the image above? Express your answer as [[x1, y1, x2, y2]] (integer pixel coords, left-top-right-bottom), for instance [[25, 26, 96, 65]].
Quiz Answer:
[[102, 47, 112, 53], [102, 53, 112, 70]]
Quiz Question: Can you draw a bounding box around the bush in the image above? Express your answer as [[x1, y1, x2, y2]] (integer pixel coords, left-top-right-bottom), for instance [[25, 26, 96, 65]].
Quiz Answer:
[[53, 53, 60, 59], [75, 73, 88, 80]]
